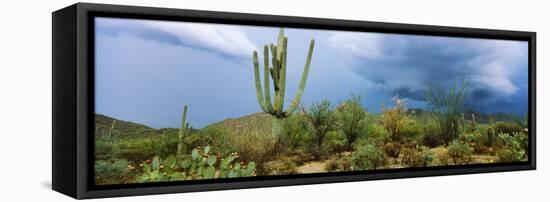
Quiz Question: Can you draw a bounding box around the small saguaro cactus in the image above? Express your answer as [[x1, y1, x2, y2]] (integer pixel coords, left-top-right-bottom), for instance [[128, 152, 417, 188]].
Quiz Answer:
[[252, 28, 315, 139], [177, 105, 192, 156], [106, 120, 118, 139], [471, 113, 477, 130]]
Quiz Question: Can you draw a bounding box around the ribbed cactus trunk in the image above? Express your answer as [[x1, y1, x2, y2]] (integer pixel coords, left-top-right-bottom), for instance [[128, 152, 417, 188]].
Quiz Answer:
[[271, 118, 283, 142], [177, 105, 191, 156], [252, 28, 315, 141]]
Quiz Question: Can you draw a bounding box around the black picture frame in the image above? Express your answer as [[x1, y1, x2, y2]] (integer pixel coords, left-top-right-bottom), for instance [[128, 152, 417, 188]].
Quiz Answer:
[[52, 2, 536, 199]]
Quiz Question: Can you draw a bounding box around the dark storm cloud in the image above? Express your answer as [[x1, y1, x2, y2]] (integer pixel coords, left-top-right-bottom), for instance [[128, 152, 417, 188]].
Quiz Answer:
[[329, 32, 528, 113], [391, 87, 426, 102]]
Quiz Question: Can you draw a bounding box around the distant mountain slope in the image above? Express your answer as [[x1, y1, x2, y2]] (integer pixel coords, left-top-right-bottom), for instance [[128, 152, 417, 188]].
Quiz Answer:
[[95, 114, 206, 138], [95, 114, 173, 138], [204, 112, 273, 136]]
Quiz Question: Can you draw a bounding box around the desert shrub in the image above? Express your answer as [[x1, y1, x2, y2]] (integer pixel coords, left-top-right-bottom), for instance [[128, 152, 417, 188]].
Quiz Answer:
[[197, 125, 275, 174], [401, 146, 434, 167], [335, 94, 369, 148], [300, 99, 339, 160], [95, 139, 115, 160], [430, 147, 452, 166], [380, 98, 410, 142], [426, 80, 469, 145], [289, 151, 315, 166], [198, 126, 232, 154], [493, 122, 524, 136], [227, 131, 276, 170], [95, 159, 134, 185], [422, 133, 443, 148], [459, 132, 487, 153], [350, 140, 386, 170], [95, 121, 120, 160], [325, 155, 351, 172], [447, 140, 473, 165], [263, 156, 298, 175], [113, 134, 178, 162], [383, 142, 401, 158], [183, 133, 204, 152], [496, 132, 527, 163]]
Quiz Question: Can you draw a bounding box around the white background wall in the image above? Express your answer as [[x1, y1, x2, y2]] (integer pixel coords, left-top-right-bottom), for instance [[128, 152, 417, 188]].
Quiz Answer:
[[0, 0, 547, 201]]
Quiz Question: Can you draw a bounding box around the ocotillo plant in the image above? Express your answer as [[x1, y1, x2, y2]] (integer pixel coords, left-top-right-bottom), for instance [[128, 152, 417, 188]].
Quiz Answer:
[[177, 105, 192, 155], [461, 113, 466, 133], [426, 79, 468, 145], [252, 28, 315, 140]]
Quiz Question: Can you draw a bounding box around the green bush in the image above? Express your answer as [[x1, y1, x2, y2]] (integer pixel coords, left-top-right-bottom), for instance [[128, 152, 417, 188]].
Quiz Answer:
[[421, 121, 444, 147], [325, 130, 348, 154], [281, 115, 309, 151], [447, 140, 473, 165], [399, 119, 423, 141], [496, 132, 527, 163], [95, 159, 134, 185], [350, 140, 386, 170], [364, 123, 390, 144], [95, 139, 115, 160], [335, 94, 369, 148]]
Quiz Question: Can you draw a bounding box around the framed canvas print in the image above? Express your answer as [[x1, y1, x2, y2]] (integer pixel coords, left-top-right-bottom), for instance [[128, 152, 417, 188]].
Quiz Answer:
[[52, 3, 536, 199]]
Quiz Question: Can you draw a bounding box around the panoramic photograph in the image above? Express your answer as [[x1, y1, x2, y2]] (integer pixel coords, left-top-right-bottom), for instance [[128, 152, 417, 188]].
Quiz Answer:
[[94, 17, 529, 185]]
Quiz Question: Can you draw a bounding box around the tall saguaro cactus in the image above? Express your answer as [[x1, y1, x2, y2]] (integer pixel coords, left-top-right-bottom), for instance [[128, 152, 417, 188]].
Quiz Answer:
[[177, 105, 192, 155], [252, 28, 315, 139]]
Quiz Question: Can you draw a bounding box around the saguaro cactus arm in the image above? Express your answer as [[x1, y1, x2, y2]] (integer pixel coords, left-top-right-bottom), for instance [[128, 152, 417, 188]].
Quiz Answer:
[[177, 105, 191, 155], [253, 52, 268, 112], [275, 37, 288, 117], [284, 39, 315, 116], [263, 45, 274, 113], [179, 105, 188, 138]]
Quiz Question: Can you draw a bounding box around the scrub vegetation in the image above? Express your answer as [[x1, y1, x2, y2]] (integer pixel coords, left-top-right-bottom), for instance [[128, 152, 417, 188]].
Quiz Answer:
[[94, 28, 528, 185]]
